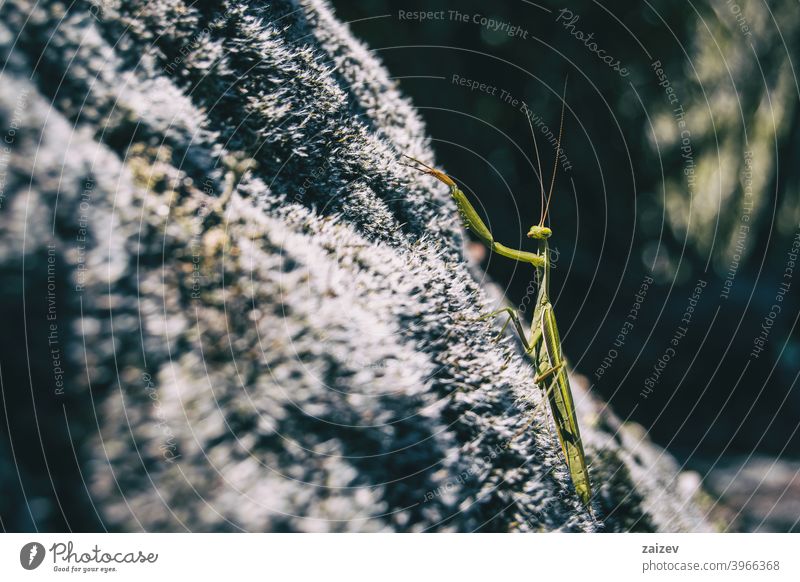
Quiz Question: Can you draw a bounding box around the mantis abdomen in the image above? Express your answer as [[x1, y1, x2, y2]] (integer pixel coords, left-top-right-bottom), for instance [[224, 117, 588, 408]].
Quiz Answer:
[[539, 303, 592, 506]]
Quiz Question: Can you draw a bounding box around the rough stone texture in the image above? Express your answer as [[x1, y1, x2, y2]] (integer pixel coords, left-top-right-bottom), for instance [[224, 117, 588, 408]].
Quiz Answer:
[[0, 0, 714, 532], [700, 456, 800, 532]]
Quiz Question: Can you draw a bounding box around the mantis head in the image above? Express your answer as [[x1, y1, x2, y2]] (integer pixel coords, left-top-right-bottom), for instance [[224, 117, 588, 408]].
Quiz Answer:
[[527, 225, 552, 239]]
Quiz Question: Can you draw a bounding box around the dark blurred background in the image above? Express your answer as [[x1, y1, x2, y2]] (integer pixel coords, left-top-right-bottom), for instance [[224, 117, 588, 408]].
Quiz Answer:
[[331, 0, 800, 527]]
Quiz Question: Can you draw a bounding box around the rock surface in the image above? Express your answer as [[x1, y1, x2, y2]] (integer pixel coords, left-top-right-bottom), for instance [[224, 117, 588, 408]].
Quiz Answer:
[[0, 0, 714, 532], [700, 456, 800, 533]]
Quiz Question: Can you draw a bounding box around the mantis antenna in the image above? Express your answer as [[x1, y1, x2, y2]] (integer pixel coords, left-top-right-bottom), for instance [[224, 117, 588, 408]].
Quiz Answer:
[[524, 101, 547, 226], [542, 76, 569, 227]]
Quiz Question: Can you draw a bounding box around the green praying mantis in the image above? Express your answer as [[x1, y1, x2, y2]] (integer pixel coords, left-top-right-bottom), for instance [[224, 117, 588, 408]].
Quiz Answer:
[[401, 82, 593, 512]]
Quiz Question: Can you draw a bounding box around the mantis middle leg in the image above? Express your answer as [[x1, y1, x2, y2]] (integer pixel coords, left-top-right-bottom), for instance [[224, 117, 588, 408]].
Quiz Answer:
[[476, 306, 542, 354]]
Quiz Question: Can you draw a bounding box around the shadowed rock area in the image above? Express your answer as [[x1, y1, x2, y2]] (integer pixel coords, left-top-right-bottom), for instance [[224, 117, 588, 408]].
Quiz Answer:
[[0, 0, 714, 532]]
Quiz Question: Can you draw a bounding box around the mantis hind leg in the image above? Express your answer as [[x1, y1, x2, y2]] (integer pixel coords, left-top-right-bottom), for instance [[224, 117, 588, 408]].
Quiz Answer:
[[536, 358, 563, 441], [535, 361, 565, 383], [477, 308, 562, 453]]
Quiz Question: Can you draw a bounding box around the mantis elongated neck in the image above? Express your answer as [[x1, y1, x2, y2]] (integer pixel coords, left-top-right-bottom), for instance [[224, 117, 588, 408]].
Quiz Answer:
[[540, 240, 551, 303]]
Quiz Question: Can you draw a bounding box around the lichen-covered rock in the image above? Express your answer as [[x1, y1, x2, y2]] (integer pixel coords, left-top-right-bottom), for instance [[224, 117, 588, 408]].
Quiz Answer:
[[0, 0, 714, 532]]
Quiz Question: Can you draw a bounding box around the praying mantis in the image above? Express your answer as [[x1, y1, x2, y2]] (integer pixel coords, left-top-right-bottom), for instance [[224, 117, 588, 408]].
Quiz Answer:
[[401, 81, 593, 511]]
